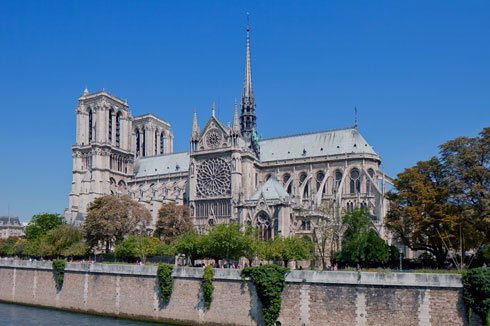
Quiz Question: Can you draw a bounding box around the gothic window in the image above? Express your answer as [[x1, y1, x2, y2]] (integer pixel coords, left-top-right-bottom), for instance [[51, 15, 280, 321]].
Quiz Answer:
[[196, 158, 231, 197], [142, 130, 146, 157], [334, 170, 342, 193], [350, 168, 361, 194], [116, 113, 121, 147], [108, 110, 113, 142], [265, 174, 272, 181], [109, 154, 113, 170], [347, 202, 354, 212], [88, 110, 93, 143], [299, 172, 307, 185], [257, 212, 272, 241], [160, 132, 164, 154], [367, 169, 375, 194], [316, 171, 325, 191], [206, 129, 221, 148], [283, 173, 290, 185], [360, 202, 368, 211], [155, 130, 158, 155], [135, 130, 140, 157]]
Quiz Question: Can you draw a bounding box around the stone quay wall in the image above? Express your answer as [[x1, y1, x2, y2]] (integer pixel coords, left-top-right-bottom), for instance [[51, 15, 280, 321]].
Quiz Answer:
[[0, 260, 475, 326]]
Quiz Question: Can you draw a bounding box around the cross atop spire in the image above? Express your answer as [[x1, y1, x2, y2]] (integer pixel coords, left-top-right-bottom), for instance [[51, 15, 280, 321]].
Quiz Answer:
[[240, 14, 257, 141]]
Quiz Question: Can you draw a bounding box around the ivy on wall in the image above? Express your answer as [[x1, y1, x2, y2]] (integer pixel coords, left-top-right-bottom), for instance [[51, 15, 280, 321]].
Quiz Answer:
[[52, 259, 67, 290], [241, 264, 289, 326], [462, 267, 490, 326], [157, 264, 174, 302], [202, 265, 214, 309]]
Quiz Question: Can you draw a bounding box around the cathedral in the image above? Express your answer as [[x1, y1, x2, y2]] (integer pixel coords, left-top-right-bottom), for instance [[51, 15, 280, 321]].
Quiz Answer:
[[66, 24, 390, 240]]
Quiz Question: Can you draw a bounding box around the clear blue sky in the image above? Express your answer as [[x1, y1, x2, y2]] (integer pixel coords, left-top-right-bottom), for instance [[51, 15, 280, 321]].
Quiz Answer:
[[1, 1, 489, 222]]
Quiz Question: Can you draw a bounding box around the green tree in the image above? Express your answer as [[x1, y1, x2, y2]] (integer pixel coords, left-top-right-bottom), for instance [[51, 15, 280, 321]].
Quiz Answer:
[[45, 224, 87, 257], [386, 157, 460, 268], [0, 237, 19, 256], [114, 235, 159, 263], [439, 127, 490, 255], [364, 231, 390, 266], [337, 208, 372, 265], [25, 213, 64, 240], [83, 195, 151, 252], [243, 226, 263, 266], [154, 202, 193, 244], [174, 231, 204, 266], [201, 222, 248, 265]]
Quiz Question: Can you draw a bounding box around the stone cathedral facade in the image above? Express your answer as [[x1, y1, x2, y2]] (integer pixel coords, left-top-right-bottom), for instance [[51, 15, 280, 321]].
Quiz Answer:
[[66, 25, 390, 240]]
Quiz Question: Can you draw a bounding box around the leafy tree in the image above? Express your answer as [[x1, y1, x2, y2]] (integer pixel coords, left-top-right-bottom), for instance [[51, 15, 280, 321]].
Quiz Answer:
[[310, 200, 345, 269], [154, 202, 193, 244], [156, 242, 177, 257], [174, 231, 204, 266], [22, 225, 87, 258], [462, 267, 490, 325], [336, 208, 372, 265], [364, 231, 390, 266], [0, 237, 19, 256], [386, 157, 459, 268], [243, 226, 263, 266], [114, 235, 159, 263], [439, 127, 490, 253], [201, 222, 248, 264], [25, 213, 64, 240], [83, 195, 151, 252]]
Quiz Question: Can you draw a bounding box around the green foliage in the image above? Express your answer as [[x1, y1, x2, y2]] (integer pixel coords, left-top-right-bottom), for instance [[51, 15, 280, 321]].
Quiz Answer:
[[202, 265, 214, 309], [174, 231, 203, 265], [157, 264, 174, 302], [462, 268, 490, 325], [83, 195, 151, 252], [52, 259, 66, 290], [241, 264, 290, 326], [115, 236, 160, 263], [201, 222, 248, 263], [0, 237, 20, 256], [22, 225, 87, 258], [336, 209, 372, 264], [25, 213, 64, 241], [155, 202, 192, 244], [155, 242, 177, 257], [364, 231, 390, 265], [261, 236, 313, 266]]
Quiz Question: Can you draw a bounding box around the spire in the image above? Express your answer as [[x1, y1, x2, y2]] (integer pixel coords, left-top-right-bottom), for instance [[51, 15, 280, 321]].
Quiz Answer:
[[191, 107, 199, 139], [354, 106, 358, 129], [83, 87, 89, 96], [240, 13, 257, 141], [242, 13, 254, 101], [232, 98, 240, 133], [212, 101, 215, 117]]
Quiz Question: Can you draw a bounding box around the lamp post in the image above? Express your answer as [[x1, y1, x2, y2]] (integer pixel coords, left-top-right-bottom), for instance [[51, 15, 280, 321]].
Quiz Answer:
[[399, 248, 403, 272]]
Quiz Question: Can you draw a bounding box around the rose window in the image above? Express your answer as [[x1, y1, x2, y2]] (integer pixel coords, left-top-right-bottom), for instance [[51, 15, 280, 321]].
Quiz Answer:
[[206, 129, 221, 148], [197, 157, 231, 197]]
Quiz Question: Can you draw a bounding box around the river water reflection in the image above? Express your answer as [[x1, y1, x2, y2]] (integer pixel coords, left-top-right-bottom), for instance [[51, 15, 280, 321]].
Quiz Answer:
[[0, 302, 180, 326]]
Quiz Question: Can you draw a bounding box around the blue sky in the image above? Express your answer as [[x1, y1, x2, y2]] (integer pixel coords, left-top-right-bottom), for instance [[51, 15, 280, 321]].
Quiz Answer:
[[1, 1, 489, 222]]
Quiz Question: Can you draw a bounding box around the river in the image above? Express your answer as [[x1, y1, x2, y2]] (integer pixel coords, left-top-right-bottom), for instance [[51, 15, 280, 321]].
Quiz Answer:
[[0, 302, 179, 326]]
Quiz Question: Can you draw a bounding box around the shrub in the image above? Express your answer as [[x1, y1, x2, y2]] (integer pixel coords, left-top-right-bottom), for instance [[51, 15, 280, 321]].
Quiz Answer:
[[157, 264, 174, 302], [202, 265, 214, 309], [462, 267, 490, 325], [52, 259, 67, 290], [241, 264, 289, 326]]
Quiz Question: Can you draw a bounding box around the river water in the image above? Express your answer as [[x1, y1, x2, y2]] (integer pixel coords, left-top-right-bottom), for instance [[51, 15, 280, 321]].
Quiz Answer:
[[0, 302, 178, 326]]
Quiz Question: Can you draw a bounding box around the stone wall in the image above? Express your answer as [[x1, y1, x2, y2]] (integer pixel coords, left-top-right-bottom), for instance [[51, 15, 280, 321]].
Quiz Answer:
[[0, 260, 475, 326]]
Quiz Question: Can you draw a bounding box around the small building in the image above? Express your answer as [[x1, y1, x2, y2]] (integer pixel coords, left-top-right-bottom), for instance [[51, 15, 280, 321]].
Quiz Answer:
[[0, 215, 25, 239]]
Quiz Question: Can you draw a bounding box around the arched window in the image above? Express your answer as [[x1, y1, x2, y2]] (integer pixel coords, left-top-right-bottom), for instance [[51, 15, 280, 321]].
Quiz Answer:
[[88, 110, 93, 142], [108, 110, 113, 142], [347, 202, 354, 212], [283, 173, 290, 185], [265, 174, 272, 181], [160, 133, 164, 154], [333, 170, 342, 193], [142, 130, 146, 157], [316, 171, 325, 191], [257, 212, 272, 241], [367, 169, 375, 194], [135, 130, 140, 157], [154, 130, 158, 155], [109, 154, 113, 169], [116, 113, 121, 147], [350, 168, 361, 194], [360, 202, 368, 211]]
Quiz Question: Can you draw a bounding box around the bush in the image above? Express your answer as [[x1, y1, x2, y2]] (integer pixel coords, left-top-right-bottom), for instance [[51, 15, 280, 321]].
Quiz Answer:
[[241, 264, 289, 326], [462, 267, 490, 325], [52, 259, 67, 290], [202, 265, 214, 309], [157, 264, 174, 302]]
